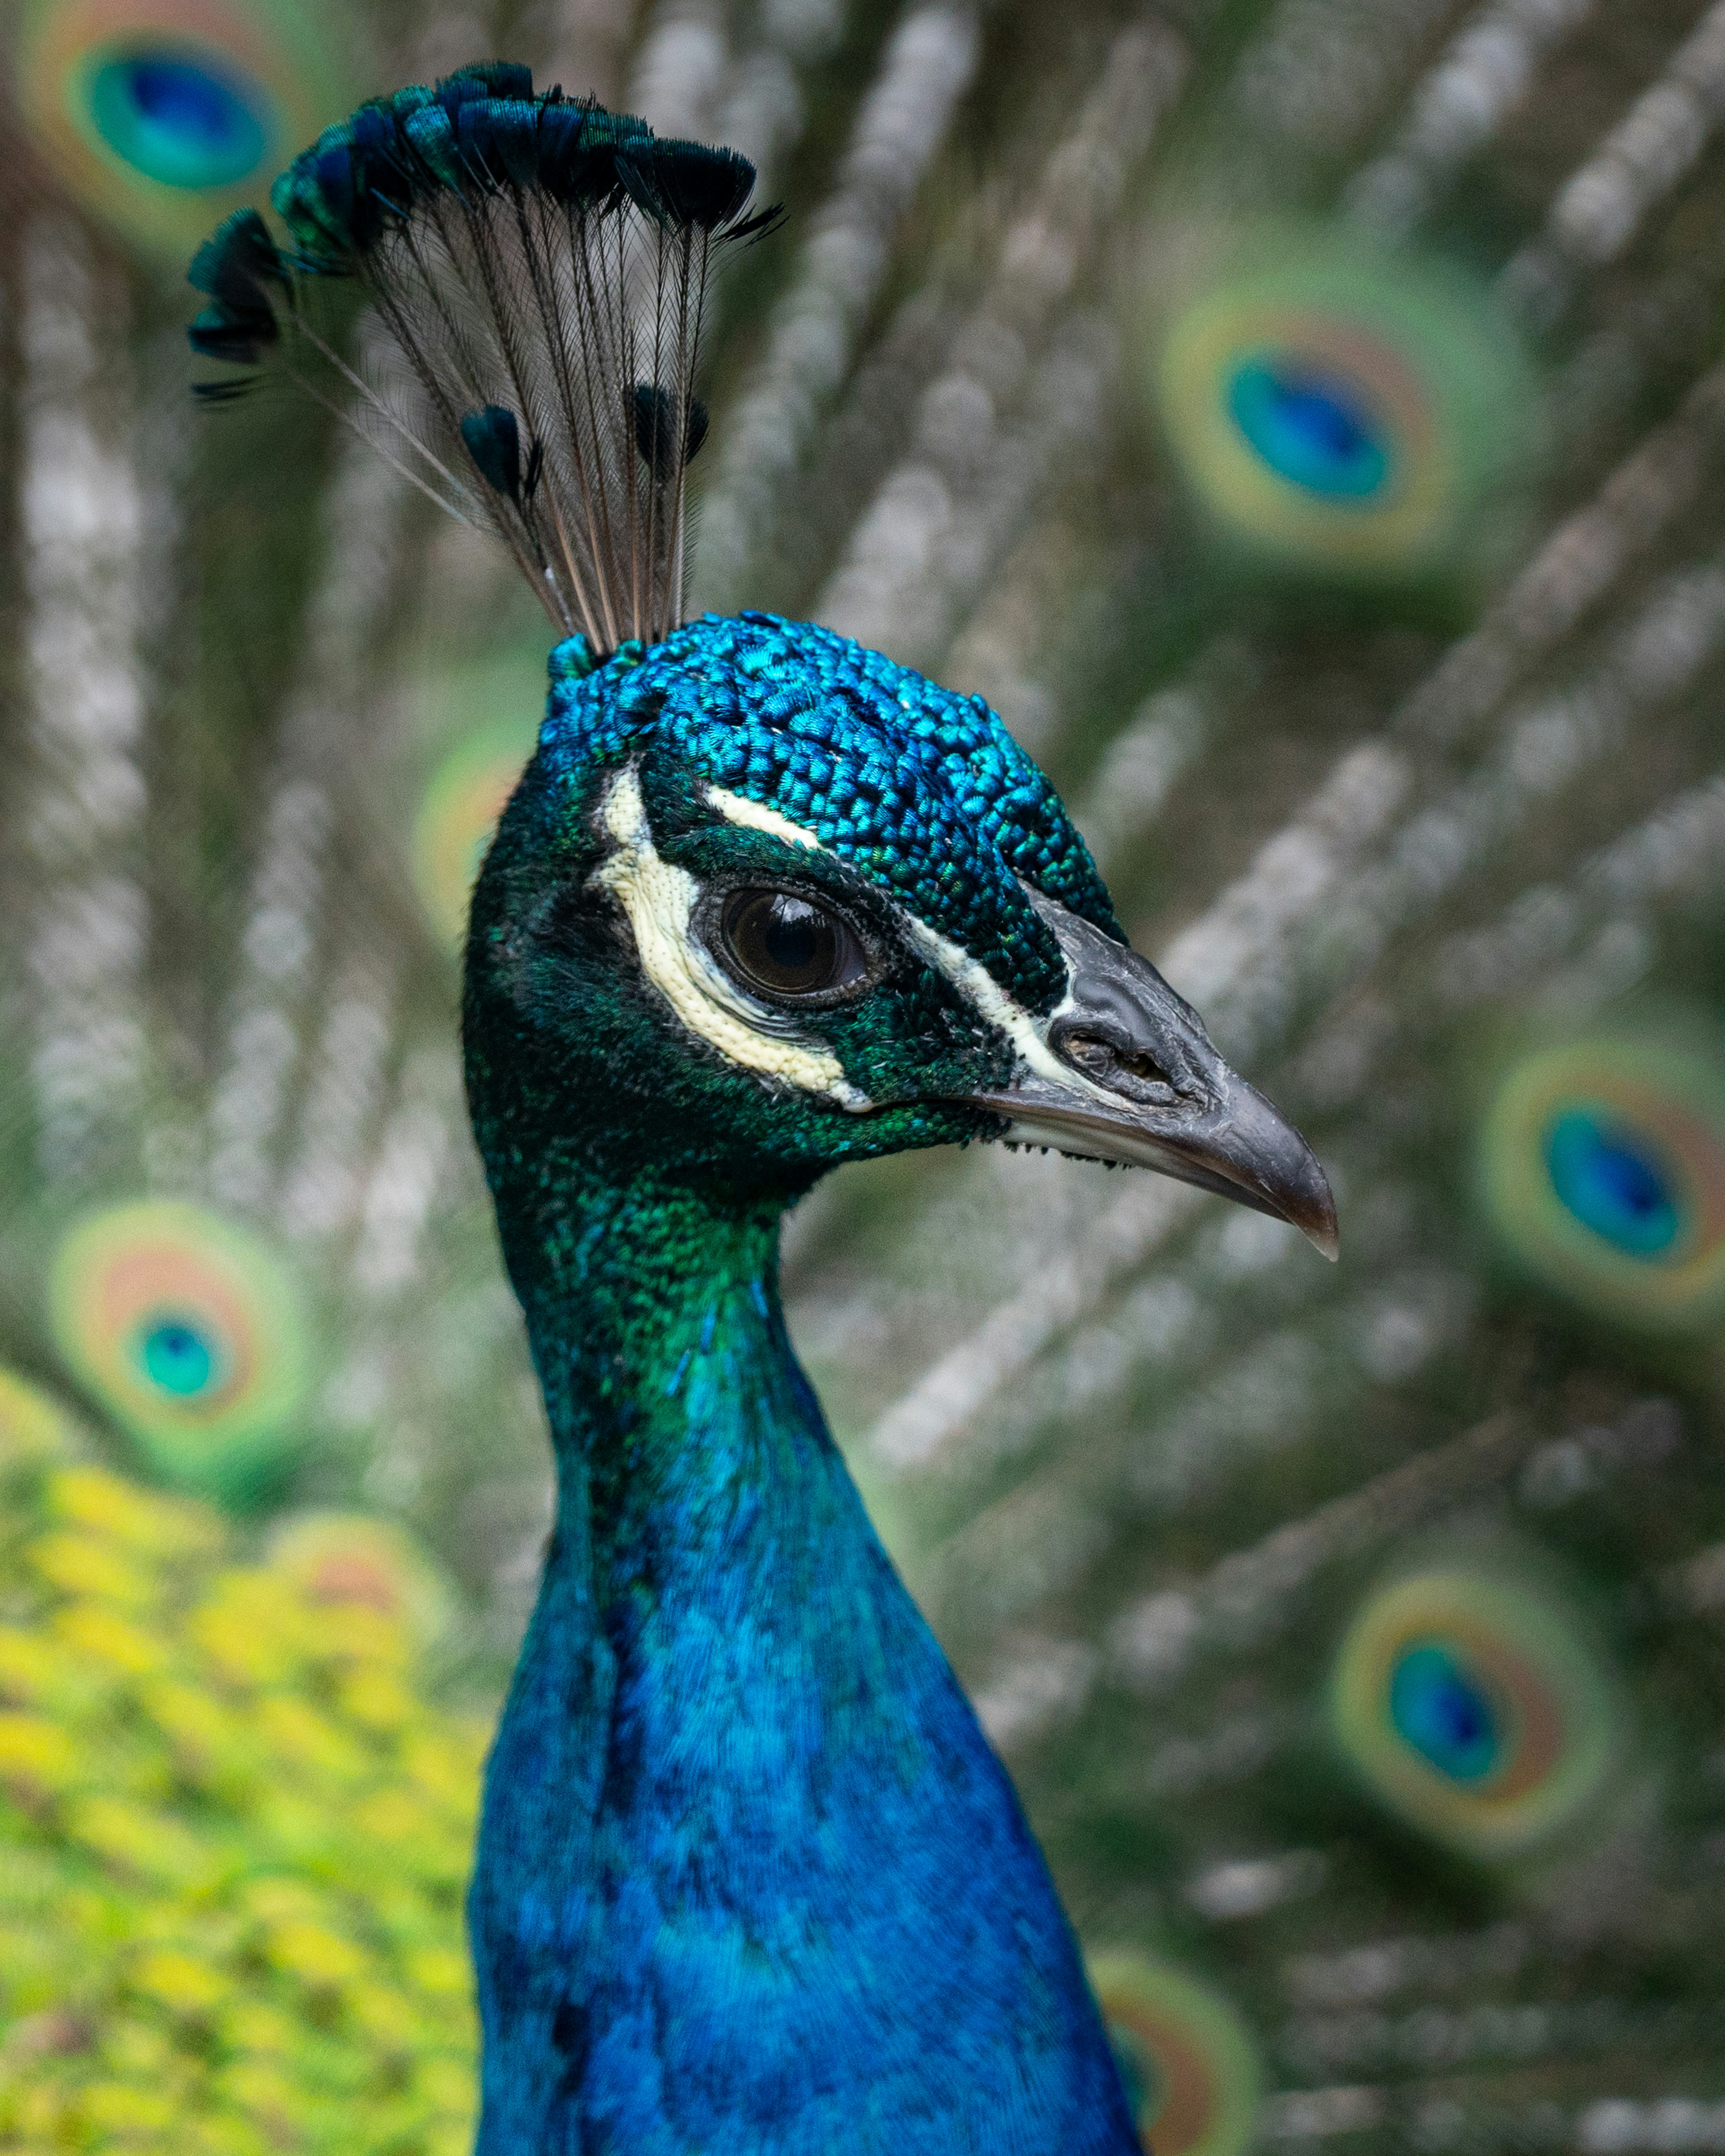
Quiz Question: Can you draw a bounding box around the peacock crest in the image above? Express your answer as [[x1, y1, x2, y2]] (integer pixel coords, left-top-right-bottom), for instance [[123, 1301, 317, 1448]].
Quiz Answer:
[[190, 62, 778, 648], [2, 2, 1725, 2151]]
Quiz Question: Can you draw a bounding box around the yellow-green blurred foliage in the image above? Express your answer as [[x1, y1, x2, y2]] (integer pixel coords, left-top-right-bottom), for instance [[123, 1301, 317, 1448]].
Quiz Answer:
[[0, 1385, 486, 2155]]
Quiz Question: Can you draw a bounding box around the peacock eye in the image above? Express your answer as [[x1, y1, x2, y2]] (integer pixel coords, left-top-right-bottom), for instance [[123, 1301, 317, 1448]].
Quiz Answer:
[[714, 888, 871, 1003]]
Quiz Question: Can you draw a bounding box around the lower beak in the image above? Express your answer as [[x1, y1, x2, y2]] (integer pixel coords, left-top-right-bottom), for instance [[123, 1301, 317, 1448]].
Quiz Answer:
[[966, 894, 1339, 1260]]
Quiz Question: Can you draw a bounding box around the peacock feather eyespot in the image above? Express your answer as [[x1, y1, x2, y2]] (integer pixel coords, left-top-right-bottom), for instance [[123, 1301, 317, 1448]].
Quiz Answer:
[[88, 40, 268, 188], [1087, 1954, 1261, 2156], [1329, 1559, 1622, 1862], [49, 1202, 313, 1505], [17, 0, 352, 256], [413, 724, 539, 945], [1225, 351, 1392, 502], [268, 1511, 454, 1650], [1478, 1034, 1725, 1331], [1145, 229, 1535, 583]]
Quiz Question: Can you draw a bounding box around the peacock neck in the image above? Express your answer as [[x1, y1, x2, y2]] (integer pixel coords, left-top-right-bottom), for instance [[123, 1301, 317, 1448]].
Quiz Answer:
[[513, 1155, 780, 1405], [493, 1153, 814, 1523], [469, 1143, 1138, 2153]]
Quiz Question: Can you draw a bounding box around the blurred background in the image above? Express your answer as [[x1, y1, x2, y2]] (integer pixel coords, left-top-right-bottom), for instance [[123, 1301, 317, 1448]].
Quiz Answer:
[[2, 0, 1725, 2150]]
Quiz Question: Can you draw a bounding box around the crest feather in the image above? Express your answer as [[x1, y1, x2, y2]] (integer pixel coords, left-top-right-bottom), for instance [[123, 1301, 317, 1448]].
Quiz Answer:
[[186, 63, 781, 652]]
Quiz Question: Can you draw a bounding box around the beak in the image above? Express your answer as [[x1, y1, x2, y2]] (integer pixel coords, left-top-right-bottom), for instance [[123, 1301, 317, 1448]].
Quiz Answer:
[[967, 894, 1339, 1260]]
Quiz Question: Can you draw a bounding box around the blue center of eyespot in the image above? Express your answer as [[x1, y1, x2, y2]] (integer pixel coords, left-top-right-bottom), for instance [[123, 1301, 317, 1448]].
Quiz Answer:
[[1389, 1642, 1501, 1784], [86, 45, 270, 191], [136, 1316, 220, 1399], [1544, 1107, 1682, 1258], [1105, 2025, 1164, 2129], [1226, 353, 1390, 501]]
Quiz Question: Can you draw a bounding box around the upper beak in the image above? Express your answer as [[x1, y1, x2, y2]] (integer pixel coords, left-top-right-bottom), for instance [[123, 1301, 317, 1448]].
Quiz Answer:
[[966, 893, 1339, 1260]]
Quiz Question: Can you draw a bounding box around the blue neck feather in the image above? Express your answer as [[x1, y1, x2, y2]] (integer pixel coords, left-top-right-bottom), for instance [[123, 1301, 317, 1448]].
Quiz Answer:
[[468, 1158, 1138, 2152]]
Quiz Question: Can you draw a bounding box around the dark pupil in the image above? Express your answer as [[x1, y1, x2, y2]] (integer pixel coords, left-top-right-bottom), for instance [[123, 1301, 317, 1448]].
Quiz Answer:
[[730, 893, 839, 994]]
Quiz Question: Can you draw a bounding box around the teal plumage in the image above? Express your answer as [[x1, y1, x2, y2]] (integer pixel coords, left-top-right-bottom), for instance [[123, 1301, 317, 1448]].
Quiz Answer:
[[457, 620, 1146, 2149], [533, 617, 1122, 1013], [457, 604, 1332, 2149], [189, 64, 1336, 2152], [460, 1155, 1138, 2150], [0, 8, 1711, 2143]]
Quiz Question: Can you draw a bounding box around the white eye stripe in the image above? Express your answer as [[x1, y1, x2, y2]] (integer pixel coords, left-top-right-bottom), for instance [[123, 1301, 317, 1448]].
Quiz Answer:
[[705, 786, 823, 850], [626, 770, 1109, 1115], [594, 769, 871, 1111], [891, 908, 1122, 1109], [708, 775, 1119, 1104]]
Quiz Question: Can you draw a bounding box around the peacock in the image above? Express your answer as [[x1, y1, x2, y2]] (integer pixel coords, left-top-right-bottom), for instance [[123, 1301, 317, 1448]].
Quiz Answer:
[[183, 62, 1338, 2149], [7, 2, 1725, 2152]]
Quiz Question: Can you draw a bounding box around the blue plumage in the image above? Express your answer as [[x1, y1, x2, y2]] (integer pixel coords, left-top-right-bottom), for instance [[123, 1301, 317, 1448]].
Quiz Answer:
[[193, 72, 1335, 2152], [468, 1172, 1137, 2153], [534, 614, 1121, 1013]]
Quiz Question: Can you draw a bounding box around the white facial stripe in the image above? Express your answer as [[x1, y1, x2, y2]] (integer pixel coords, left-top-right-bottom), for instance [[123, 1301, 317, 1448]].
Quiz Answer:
[[594, 769, 870, 1111], [706, 774, 1089, 1093], [658, 770, 1110, 1117], [708, 780, 1067, 1089], [706, 786, 823, 850], [894, 908, 1128, 1113]]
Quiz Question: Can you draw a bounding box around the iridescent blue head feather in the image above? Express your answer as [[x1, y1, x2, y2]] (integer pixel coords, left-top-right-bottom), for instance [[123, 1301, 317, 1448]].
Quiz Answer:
[[466, 607, 1336, 1256], [537, 612, 1119, 1003], [184, 58, 1338, 1286], [190, 67, 1344, 2156]]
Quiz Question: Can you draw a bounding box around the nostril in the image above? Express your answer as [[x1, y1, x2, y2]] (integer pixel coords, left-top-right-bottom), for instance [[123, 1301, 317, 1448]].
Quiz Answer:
[[1059, 1030, 1113, 1076], [1057, 1027, 1176, 1097], [1116, 1045, 1172, 1087]]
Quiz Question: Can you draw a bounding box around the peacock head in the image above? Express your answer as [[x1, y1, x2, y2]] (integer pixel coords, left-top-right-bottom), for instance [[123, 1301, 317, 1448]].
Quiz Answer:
[[464, 611, 1337, 1254], [180, 73, 1329, 1245]]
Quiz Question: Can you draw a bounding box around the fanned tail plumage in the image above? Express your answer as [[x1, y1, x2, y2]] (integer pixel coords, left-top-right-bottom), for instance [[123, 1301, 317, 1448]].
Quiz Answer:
[[187, 62, 779, 650]]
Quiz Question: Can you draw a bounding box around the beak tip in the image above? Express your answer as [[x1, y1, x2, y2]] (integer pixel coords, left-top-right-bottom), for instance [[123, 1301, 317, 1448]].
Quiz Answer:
[[957, 898, 1345, 1260], [1284, 1161, 1340, 1263]]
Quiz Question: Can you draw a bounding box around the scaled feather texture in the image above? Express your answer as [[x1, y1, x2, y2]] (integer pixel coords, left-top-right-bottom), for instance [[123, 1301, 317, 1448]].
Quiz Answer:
[[458, 617, 1162, 2154], [6, 4, 1724, 2149], [186, 62, 1305, 2156]]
